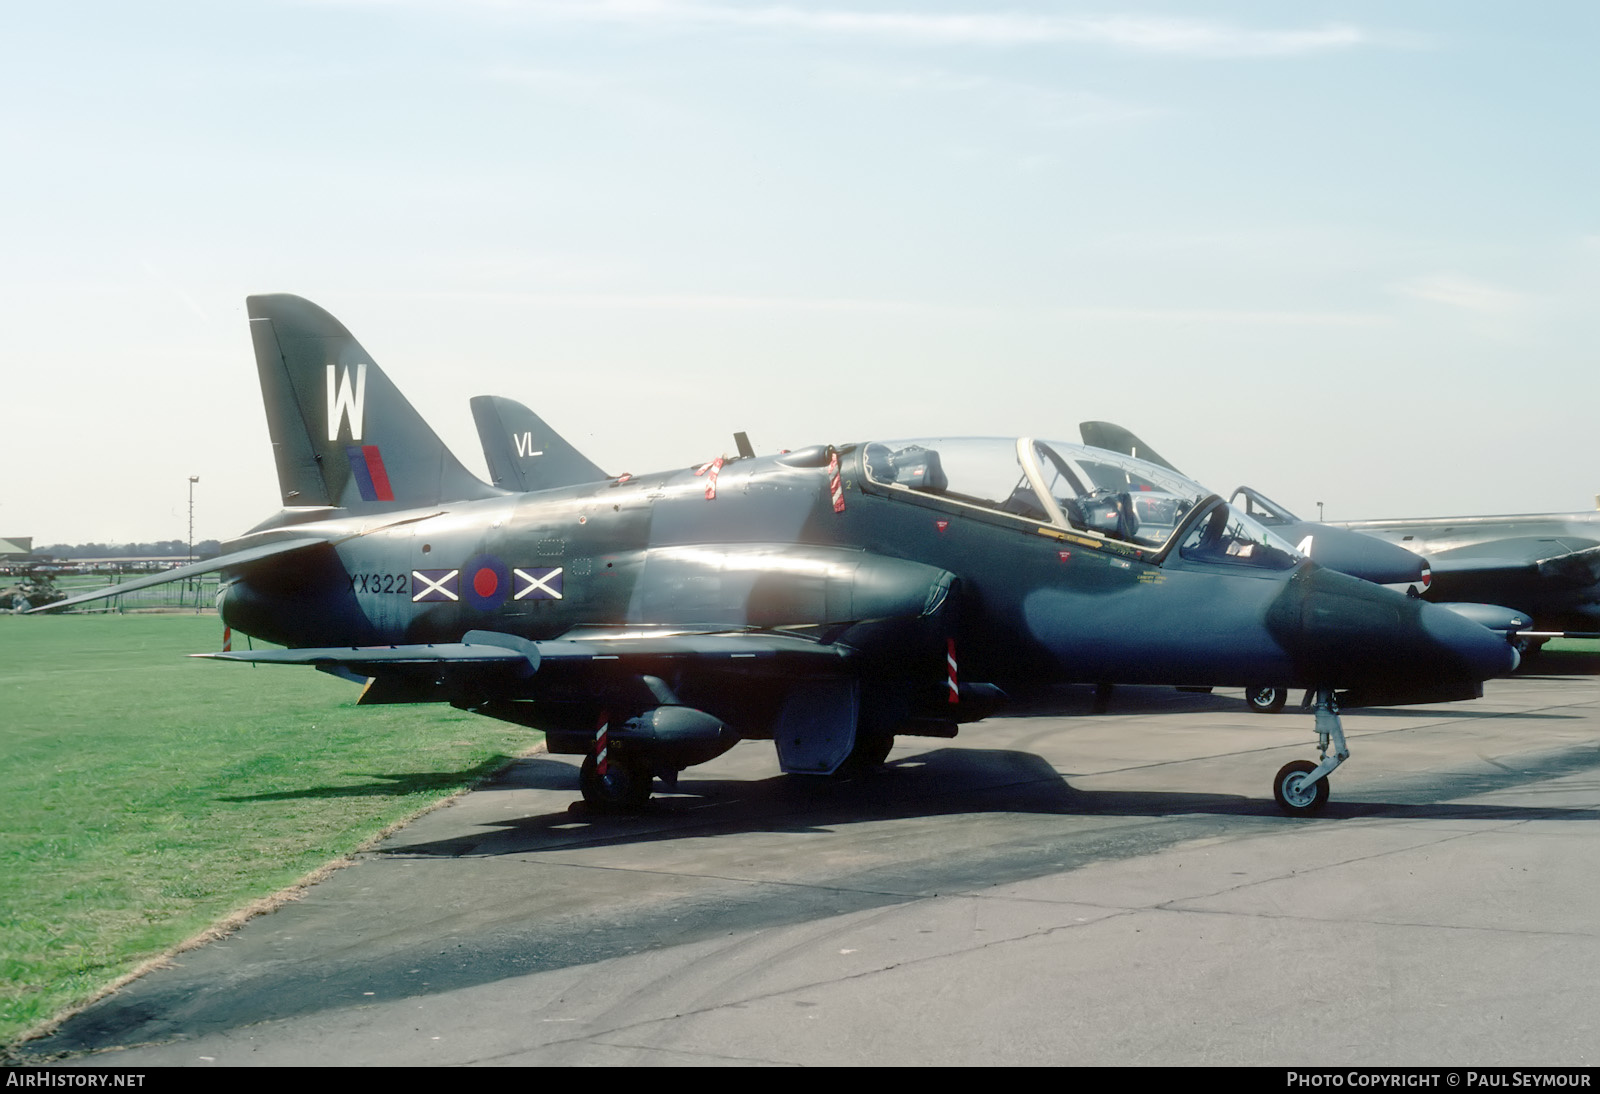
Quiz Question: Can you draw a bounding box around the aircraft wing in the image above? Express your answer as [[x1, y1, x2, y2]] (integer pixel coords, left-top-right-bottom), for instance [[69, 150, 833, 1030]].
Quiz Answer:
[[29, 536, 330, 613], [194, 627, 854, 672], [194, 642, 535, 668], [1429, 539, 1600, 586], [196, 627, 861, 727]]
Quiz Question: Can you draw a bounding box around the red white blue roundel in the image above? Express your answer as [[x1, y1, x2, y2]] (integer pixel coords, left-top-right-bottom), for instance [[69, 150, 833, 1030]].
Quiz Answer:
[[461, 554, 511, 611]]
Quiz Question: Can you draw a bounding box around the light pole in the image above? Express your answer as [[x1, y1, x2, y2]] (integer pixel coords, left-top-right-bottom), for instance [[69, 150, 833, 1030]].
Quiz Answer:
[[188, 476, 200, 562], [188, 476, 200, 610]]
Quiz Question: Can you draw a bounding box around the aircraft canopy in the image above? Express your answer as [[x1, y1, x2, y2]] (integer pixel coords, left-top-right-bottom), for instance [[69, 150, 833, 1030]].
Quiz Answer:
[[862, 437, 1300, 569]]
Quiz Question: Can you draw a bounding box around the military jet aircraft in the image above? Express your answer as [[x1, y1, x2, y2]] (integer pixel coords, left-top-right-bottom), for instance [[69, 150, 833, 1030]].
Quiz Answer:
[[1080, 421, 1597, 649], [38, 295, 1517, 815], [1329, 512, 1600, 647]]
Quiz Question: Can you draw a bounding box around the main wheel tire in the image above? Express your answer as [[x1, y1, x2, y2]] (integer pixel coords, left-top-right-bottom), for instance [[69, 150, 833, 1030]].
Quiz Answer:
[[856, 733, 894, 767], [579, 753, 652, 810], [1273, 759, 1330, 815], [832, 732, 896, 778], [1245, 685, 1288, 714]]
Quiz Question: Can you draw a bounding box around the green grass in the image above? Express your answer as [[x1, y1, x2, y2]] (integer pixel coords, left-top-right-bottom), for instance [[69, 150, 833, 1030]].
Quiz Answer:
[[0, 613, 536, 1049]]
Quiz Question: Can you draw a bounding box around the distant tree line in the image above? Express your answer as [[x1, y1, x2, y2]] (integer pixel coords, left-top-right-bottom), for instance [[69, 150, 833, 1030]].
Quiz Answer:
[[36, 540, 222, 560]]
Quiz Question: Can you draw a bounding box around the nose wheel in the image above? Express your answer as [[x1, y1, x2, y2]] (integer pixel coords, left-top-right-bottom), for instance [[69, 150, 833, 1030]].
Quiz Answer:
[[1272, 688, 1346, 815], [1273, 759, 1329, 813]]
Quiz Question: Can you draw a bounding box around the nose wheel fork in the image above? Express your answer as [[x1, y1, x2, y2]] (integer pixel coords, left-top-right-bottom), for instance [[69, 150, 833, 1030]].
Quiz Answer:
[[1272, 688, 1347, 815]]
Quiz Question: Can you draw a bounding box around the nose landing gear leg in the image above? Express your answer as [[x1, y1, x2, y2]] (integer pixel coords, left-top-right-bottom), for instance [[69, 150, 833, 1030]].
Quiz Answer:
[[1272, 687, 1348, 815]]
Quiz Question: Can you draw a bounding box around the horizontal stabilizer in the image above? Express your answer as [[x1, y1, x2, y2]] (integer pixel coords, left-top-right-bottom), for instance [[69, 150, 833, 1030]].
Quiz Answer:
[[29, 537, 328, 613]]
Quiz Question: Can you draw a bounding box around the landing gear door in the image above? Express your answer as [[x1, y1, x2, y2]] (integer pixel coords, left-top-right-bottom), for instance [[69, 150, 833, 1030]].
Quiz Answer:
[[772, 678, 860, 775]]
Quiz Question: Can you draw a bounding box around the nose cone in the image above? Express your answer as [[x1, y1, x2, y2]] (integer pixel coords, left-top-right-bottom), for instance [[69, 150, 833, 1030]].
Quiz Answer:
[[1290, 522, 1426, 586], [1269, 566, 1517, 704], [1416, 597, 1521, 680]]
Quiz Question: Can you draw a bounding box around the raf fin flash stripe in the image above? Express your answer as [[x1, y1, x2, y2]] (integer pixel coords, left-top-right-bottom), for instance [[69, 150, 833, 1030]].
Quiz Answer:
[[346, 445, 396, 502]]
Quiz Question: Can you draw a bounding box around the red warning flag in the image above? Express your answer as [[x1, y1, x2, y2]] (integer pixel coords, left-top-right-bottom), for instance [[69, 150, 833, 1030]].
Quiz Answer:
[[695, 456, 725, 500]]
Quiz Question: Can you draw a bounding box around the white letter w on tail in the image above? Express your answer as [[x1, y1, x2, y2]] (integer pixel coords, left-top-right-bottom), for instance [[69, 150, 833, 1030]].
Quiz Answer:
[[327, 363, 368, 441]]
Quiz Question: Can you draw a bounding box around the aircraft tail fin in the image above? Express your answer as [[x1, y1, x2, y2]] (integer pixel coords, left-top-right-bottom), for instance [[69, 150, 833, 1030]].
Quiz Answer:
[[1078, 421, 1182, 474], [470, 394, 609, 492], [248, 294, 501, 511]]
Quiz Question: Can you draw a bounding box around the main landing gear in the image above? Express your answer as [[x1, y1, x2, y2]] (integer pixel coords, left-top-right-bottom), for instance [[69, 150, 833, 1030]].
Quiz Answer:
[[1244, 685, 1288, 714], [579, 751, 653, 811], [1272, 687, 1347, 816]]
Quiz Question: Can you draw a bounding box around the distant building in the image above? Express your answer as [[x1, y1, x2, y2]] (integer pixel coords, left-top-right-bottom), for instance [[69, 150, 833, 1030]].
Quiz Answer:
[[0, 537, 35, 562], [67, 555, 194, 572]]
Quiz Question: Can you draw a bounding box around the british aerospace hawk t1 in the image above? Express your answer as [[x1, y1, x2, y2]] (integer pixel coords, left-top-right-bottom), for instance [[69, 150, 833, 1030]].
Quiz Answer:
[[38, 295, 1517, 814]]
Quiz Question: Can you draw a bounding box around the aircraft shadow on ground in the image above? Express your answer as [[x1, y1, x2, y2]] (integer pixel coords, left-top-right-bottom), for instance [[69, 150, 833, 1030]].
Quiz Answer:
[[214, 670, 1594, 805], [1518, 651, 1600, 676], [217, 754, 521, 802], [1330, 706, 1580, 721], [377, 742, 1600, 860], [990, 683, 1238, 718], [984, 683, 1588, 722]]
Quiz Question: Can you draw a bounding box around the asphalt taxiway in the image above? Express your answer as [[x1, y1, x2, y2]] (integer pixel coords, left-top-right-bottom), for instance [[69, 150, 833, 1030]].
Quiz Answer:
[[22, 654, 1600, 1066]]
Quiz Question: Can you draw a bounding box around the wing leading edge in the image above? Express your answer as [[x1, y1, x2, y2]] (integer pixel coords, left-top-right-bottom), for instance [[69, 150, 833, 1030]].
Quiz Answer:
[[1428, 540, 1600, 584], [193, 627, 853, 672]]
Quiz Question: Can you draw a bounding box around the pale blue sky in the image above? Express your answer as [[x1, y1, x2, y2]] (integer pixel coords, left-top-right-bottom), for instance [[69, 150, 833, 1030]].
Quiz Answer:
[[2, 2, 1595, 543]]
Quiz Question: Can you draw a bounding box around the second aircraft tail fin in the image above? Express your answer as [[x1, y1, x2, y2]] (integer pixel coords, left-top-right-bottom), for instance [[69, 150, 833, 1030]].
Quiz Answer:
[[470, 394, 609, 493], [1078, 421, 1182, 474]]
